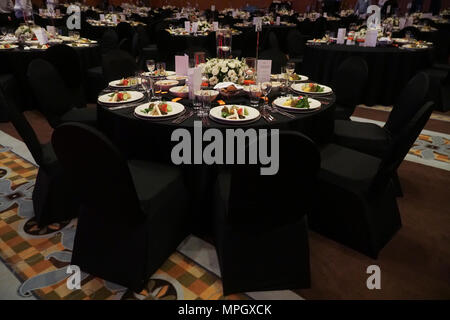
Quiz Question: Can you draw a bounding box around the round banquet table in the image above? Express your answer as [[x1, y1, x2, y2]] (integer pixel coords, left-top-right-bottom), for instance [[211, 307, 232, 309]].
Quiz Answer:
[[0, 44, 100, 109], [301, 43, 433, 106], [97, 88, 336, 235], [97, 89, 336, 163]]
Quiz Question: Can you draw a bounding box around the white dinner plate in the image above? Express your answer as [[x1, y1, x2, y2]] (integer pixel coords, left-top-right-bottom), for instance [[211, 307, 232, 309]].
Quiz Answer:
[[142, 71, 176, 77], [209, 105, 260, 124], [0, 44, 18, 50], [273, 96, 321, 113], [271, 74, 309, 82], [97, 91, 144, 105], [134, 101, 185, 119], [108, 79, 134, 88], [291, 82, 333, 95]]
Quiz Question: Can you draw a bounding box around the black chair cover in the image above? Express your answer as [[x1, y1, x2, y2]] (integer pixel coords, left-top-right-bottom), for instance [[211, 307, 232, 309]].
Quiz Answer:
[[102, 49, 138, 83]]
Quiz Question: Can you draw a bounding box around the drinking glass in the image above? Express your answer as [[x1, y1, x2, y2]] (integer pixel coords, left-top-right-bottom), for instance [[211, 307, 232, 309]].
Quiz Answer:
[[140, 74, 153, 100], [146, 59, 155, 73], [280, 66, 289, 94], [192, 93, 203, 115], [156, 62, 166, 76], [286, 61, 296, 77], [261, 82, 272, 110], [202, 92, 211, 113], [153, 81, 162, 99], [249, 83, 262, 108]]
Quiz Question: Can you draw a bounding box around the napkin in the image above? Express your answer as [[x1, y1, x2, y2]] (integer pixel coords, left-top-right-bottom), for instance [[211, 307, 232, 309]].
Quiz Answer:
[[213, 82, 244, 90]]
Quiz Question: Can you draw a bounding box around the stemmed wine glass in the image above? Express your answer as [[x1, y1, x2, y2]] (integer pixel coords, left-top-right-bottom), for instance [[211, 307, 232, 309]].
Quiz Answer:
[[146, 59, 155, 74], [261, 82, 272, 110], [140, 74, 154, 101]]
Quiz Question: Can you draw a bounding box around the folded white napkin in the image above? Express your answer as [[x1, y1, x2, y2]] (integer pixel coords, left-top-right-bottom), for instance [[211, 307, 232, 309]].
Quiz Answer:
[[214, 82, 244, 90]]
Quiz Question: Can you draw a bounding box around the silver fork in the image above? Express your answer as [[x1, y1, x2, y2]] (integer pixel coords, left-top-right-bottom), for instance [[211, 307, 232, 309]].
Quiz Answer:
[[172, 110, 193, 124]]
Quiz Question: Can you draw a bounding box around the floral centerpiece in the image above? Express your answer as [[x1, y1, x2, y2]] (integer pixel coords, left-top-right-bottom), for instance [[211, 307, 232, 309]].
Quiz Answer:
[[201, 58, 248, 86], [15, 24, 34, 40]]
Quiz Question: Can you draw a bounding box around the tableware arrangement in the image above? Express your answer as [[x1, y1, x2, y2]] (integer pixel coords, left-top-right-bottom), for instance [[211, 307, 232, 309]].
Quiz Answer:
[[97, 91, 145, 105], [209, 105, 261, 124], [291, 82, 333, 95], [134, 101, 185, 120], [154, 79, 179, 91], [273, 96, 322, 113]]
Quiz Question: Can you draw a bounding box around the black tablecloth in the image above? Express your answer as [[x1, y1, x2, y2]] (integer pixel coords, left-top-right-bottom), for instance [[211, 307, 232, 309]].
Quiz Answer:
[[97, 90, 336, 162], [0, 44, 100, 109], [301, 44, 433, 106]]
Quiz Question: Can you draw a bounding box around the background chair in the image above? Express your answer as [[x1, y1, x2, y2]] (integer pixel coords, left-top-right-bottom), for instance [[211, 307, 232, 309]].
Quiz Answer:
[[45, 44, 86, 109], [1, 90, 78, 226], [259, 32, 288, 74], [310, 101, 434, 258], [52, 123, 191, 291], [27, 59, 97, 128], [213, 131, 320, 295], [332, 56, 369, 120], [101, 49, 138, 83]]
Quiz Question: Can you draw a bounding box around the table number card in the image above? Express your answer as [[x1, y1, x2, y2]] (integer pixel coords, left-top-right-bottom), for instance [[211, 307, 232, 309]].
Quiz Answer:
[[185, 21, 191, 33], [386, 5, 391, 14], [112, 15, 118, 24], [213, 21, 219, 31], [55, 9, 60, 16], [120, 14, 126, 21], [365, 29, 378, 47], [324, 12, 328, 18], [254, 17, 262, 32], [407, 2, 412, 9], [175, 55, 189, 76], [337, 28, 346, 44], [276, 16, 280, 25], [192, 22, 198, 33], [399, 17, 406, 29], [33, 28, 49, 45], [406, 17, 414, 27], [100, 14, 105, 21], [256, 60, 272, 83], [188, 67, 202, 100], [39, 9, 44, 15], [211, 5, 215, 11]]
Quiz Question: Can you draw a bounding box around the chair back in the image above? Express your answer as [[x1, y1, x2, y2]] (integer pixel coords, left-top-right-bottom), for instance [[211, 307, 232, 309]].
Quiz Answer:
[[225, 131, 320, 229], [0, 90, 43, 166], [100, 28, 119, 54], [52, 123, 143, 221], [260, 33, 287, 73], [384, 72, 429, 136], [27, 59, 74, 127], [102, 49, 137, 83], [286, 29, 307, 58], [332, 56, 368, 111], [45, 44, 86, 108], [373, 101, 434, 192]]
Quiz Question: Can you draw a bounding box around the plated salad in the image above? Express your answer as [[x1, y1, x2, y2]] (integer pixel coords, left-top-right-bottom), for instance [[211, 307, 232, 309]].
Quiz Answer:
[[108, 91, 131, 102], [221, 105, 249, 119], [301, 83, 324, 93], [140, 102, 173, 116], [117, 78, 138, 86], [283, 96, 310, 109]]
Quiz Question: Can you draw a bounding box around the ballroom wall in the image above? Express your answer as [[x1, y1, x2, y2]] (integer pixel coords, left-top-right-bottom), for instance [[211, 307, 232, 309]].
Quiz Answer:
[[31, 0, 450, 13]]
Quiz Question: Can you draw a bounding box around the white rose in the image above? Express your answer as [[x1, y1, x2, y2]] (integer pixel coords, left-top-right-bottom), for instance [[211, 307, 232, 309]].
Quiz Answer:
[[228, 62, 236, 69], [230, 75, 238, 83], [212, 66, 220, 76], [209, 76, 219, 86], [223, 76, 229, 82], [227, 69, 236, 77], [221, 66, 229, 74]]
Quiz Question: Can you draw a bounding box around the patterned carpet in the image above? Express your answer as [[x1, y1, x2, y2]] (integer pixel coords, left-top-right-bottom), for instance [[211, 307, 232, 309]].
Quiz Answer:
[[0, 144, 248, 300], [360, 105, 450, 122]]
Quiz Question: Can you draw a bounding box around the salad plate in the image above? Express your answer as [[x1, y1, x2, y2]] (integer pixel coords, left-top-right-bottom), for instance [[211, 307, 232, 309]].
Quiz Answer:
[[273, 96, 321, 113], [209, 105, 260, 124], [98, 91, 144, 105], [291, 82, 332, 95], [108, 78, 140, 88], [0, 44, 18, 50], [134, 101, 185, 119]]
